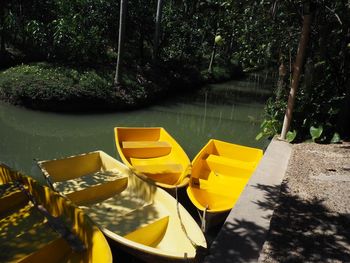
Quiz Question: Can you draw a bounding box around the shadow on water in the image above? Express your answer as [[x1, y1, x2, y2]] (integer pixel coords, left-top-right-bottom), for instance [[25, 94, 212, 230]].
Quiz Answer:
[[206, 182, 350, 263]]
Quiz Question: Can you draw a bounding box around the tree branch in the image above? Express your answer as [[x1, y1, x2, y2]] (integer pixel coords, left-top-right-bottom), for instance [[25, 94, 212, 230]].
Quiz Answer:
[[325, 6, 343, 26]]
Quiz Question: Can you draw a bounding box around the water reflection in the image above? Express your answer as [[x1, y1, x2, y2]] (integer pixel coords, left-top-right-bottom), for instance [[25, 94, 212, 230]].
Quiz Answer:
[[0, 76, 271, 180]]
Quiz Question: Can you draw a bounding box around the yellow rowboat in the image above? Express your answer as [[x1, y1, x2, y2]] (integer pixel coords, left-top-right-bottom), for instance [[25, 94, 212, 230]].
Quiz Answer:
[[114, 127, 191, 190], [0, 163, 112, 263], [38, 151, 207, 262], [187, 139, 263, 227]]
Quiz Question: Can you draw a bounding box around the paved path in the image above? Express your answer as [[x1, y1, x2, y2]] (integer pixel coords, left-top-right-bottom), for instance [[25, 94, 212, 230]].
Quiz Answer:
[[204, 138, 292, 263]]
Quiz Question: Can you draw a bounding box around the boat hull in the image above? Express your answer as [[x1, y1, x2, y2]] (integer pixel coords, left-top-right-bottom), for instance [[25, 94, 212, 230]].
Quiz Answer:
[[38, 150, 207, 262], [114, 127, 191, 190], [187, 139, 263, 228]]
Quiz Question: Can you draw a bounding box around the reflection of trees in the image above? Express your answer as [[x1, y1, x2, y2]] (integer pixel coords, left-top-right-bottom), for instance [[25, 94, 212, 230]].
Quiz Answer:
[[0, 102, 111, 138]]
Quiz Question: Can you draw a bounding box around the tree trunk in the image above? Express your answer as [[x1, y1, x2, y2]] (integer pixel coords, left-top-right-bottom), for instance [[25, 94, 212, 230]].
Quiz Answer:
[[208, 42, 216, 74], [280, 12, 312, 139], [226, 31, 234, 63], [114, 0, 127, 86], [208, 5, 219, 74], [153, 0, 163, 60], [0, 28, 5, 54], [0, 2, 5, 53], [139, 27, 144, 62]]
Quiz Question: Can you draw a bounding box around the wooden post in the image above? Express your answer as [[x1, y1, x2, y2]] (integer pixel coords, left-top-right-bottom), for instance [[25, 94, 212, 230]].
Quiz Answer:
[[280, 3, 312, 140], [114, 0, 127, 86]]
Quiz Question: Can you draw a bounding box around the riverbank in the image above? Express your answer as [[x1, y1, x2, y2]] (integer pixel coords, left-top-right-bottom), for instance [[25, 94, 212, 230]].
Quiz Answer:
[[259, 142, 350, 262], [0, 61, 243, 112]]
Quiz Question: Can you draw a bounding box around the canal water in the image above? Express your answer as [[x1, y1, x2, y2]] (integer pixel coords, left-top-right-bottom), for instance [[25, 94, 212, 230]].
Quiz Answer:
[[0, 73, 273, 184]]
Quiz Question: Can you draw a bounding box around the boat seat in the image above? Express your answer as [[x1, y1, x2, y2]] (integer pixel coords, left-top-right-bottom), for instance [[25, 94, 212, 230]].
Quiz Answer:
[[0, 195, 60, 260], [122, 141, 172, 158], [133, 163, 183, 175], [0, 183, 27, 215], [189, 187, 239, 212], [205, 154, 254, 178], [107, 202, 169, 237], [198, 176, 248, 194], [62, 176, 128, 206], [124, 216, 169, 247]]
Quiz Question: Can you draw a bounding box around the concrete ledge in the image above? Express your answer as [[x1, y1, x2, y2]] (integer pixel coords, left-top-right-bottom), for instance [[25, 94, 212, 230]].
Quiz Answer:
[[204, 138, 292, 263]]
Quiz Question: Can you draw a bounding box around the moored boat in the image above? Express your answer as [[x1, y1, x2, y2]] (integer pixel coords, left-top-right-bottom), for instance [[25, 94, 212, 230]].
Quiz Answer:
[[186, 139, 263, 229], [0, 163, 112, 263], [38, 150, 207, 262], [114, 127, 191, 190]]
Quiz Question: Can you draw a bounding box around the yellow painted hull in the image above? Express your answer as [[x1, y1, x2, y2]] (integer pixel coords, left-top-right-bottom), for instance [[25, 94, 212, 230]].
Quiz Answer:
[[114, 127, 191, 189], [38, 151, 207, 262], [0, 164, 112, 263], [187, 139, 263, 214]]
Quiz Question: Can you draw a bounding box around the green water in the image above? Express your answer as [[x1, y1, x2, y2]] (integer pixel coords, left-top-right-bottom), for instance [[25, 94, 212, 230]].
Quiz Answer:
[[0, 76, 272, 183]]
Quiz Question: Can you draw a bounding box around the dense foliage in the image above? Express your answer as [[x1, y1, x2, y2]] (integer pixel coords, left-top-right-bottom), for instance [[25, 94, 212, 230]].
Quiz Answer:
[[0, 62, 209, 110], [261, 0, 350, 141], [0, 0, 349, 138], [0, 63, 117, 110]]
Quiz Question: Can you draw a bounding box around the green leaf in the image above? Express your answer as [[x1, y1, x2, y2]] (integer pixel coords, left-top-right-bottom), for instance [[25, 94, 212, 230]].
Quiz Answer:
[[330, 132, 341, 144], [255, 132, 264, 141], [286, 130, 297, 143], [310, 126, 323, 142], [260, 119, 267, 128]]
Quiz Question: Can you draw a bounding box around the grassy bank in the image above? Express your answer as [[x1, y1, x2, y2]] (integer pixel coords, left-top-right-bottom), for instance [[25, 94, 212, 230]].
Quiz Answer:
[[0, 61, 242, 112]]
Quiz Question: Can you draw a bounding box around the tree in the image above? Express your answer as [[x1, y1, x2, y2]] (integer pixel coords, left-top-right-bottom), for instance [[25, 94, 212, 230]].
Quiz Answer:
[[280, 1, 312, 139], [153, 0, 164, 60], [0, 1, 7, 54], [114, 0, 127, 86]]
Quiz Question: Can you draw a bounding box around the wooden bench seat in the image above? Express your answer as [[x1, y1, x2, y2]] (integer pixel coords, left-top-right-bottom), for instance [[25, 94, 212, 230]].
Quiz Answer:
[[122, 141, 172, 158], [205, 154, 254, 177], [0, 183, 27, 215], [133, 163, 183, 175], [55, 174, 128, 206]]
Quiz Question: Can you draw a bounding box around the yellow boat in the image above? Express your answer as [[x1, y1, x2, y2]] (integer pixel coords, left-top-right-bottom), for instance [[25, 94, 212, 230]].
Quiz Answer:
[[38, 151, 207, 262], [187, 139, 263, 220], [114, 127, 191, 190], [0, 163, 112, 263]]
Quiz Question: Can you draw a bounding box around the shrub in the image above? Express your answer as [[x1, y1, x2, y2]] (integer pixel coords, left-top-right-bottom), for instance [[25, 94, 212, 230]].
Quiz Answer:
[[0, 63, 115, 110]]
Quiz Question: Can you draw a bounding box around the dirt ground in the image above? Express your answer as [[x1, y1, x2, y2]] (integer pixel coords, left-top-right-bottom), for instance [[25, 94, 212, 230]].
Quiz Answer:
[[259, 142, 350, 263]]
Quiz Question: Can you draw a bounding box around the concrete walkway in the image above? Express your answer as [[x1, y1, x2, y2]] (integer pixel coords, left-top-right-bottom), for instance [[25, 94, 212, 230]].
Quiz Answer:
[[204, 138, 292, 263]]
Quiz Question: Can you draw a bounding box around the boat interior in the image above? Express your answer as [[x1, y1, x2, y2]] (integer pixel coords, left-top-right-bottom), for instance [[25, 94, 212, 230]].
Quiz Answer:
[[116, 127, 191, 187], [38, 151, 202, 257], [189, 140, 263, 212], [0, 164, 111, 263]]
